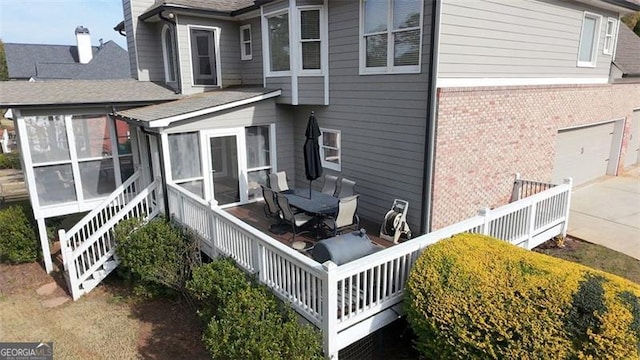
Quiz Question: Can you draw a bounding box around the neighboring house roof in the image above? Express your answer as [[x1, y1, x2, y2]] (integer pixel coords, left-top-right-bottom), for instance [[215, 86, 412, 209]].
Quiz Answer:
[[0, 80, 181, 107], [4, 41, 131, 80], [614, 24, 640, 76], [115, 87, 281, 127]]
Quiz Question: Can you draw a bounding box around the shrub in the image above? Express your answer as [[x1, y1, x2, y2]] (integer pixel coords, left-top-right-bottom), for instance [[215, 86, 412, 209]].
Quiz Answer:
[[406, 233, 640, 360], [0, 152, 21, 170], [0, 205, 37, 263], [195, 259, 322, 359], [114, 217, 199, 294]]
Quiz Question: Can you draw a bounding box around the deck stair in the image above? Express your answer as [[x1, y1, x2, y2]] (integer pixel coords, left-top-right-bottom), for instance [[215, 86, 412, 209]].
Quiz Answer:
[[58, 171, 161, 300]]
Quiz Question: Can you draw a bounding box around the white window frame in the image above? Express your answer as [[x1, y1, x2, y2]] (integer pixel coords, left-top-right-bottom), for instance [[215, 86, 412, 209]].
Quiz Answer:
[[187, 25, 222, 87], [577, 12, 602, 68], [240, 24, 252, 61], [319, 128, 341, 171], [297, 6, 325, 75], [262, 9, 292, 77], [161, 24, 178, 83], [359, 0, 424, 75], [603, 17, 617, 55]]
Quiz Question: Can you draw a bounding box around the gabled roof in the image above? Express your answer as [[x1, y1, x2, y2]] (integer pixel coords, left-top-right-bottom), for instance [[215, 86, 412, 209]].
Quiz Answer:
[[115, 87, 281, 127], [614, 24, 640, 76], [4, 41, 131, 80], [0, 80, 181, 107]]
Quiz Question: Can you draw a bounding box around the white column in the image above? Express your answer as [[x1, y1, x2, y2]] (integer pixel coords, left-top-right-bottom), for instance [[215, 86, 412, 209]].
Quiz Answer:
[[321, 261, 339, 359], [37, 218, 53, 273]]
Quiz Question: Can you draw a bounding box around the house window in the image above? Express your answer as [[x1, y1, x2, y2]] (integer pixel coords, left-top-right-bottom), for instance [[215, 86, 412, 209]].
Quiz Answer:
[[267, 12, 290, 72], [300, 9, 321, 70], [360, 0, 423, 74], [162, 25, 178, 82], [169, 132, 204, 197], [577, 12, 601, 67], [603, 18, 617, 55], [240, 24, 252, 60], [189, 27, 219, 86], [245, 125, 273, 200], [72, 115, 116, 199], [319, 128, 341, 171]]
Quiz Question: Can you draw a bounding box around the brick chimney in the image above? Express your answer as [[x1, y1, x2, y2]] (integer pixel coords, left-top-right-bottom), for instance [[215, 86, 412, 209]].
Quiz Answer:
[[75, 26, 93, 64]]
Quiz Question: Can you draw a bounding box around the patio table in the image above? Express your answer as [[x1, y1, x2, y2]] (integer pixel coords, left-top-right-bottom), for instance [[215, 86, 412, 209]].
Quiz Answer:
[[284, 189, 339, 215]]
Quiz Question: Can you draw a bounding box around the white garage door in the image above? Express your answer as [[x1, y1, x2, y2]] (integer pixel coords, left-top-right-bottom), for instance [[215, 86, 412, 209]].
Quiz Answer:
[[552, 122, 615, 186], [624, 111, 640, 168]]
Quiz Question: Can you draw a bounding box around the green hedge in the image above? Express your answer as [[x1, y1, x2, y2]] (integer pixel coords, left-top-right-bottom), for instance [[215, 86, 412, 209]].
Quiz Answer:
[[188, 259, 323, 359], [0, 152, 21, 170], [0, 205, 37, 263], [406, 233, 640, 359]]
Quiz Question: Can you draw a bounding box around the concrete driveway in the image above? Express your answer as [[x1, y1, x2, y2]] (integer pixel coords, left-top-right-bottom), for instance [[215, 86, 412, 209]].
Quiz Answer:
[[567, 166, 640, 260]]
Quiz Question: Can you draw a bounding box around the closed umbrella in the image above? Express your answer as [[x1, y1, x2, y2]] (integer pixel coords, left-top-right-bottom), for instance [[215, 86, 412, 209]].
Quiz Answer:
[[303, 111, 323, 198]]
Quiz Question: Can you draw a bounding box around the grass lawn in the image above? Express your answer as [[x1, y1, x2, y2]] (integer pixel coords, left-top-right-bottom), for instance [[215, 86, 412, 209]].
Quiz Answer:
[[535, 236, 640, 284]]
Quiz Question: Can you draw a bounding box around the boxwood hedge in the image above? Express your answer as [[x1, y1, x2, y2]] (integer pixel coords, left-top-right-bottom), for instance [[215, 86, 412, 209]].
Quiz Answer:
[[406, 233, 640, 359]]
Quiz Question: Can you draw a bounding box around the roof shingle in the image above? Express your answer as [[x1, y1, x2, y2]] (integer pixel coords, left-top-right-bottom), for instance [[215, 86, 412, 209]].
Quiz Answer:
[[614, 24, 640, 76]]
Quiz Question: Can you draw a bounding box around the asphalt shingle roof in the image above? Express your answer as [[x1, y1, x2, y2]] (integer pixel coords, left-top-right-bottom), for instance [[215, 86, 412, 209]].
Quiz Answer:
[[0, 80, 181, 107], [4, 41, 131, 80], [142, 0, 257, 16], [115, 87, 280, 123], [614, 24, 640, 76]]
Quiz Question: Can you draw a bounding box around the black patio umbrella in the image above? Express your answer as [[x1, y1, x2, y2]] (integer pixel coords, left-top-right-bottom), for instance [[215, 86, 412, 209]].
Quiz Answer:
[[303, 111, 323, 198]]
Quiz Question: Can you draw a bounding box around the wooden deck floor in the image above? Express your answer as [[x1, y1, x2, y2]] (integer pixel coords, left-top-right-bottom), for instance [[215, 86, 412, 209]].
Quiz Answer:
[[226, 201, 393, 257]]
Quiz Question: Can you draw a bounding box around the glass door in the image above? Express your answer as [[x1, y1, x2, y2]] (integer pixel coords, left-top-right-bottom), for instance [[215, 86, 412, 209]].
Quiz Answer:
[[208, 133, 242, 206]]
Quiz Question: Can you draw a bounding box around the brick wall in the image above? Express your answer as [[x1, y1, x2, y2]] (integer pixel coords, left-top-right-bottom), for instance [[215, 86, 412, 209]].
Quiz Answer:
[[432, 83, 640, 229]]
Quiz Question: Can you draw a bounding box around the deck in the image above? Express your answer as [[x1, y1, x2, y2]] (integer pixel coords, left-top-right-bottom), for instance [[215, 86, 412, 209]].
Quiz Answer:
[[226, 201, 393, 257]]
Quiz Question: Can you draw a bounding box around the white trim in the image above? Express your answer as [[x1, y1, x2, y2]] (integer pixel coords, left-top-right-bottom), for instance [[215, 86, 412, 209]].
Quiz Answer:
[[186, 25, 223, 87], [161, 24, 178, 83], [557, 118, 619, 132], [319, 128, 341, 172], [358, 0, 424, 75], [436, 77, 609, 88], [147, 90, 282, 127], [240, 24, 253, 61], [577, 11, 602, 68], [64, 115, 84, 205], [297, 6, 324, 76], [323, 0, 329, 105], [261, 5, 267, 87], [603, 17, 618, 55]]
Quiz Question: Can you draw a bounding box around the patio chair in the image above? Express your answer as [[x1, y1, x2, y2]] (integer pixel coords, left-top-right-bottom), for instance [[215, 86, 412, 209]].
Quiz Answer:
[[336, 178, 356, 198], [261, 185, 280, 219], [269, 171, 291, 193], [321, 174, 338, 196], [276, 193, 313, 242], [321, 195, 360, 237]]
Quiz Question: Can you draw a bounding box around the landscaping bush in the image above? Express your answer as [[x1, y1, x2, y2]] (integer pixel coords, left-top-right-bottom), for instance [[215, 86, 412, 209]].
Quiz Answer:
[[114, 217, 199, 295], [0, 152, 21, 170], [406, 233, 640, 360], [193, 259, 322, 359], [0, 205, 37, 263]]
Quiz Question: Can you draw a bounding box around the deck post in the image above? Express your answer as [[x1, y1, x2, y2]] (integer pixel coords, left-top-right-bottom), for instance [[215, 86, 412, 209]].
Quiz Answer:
[[561, 178, 573, 238], [37, 218, 53, 273], [322, 261, 339, 360], [527, 201, 537, 250], [478, 207, 491, 236], [511, 173, 522, 202]]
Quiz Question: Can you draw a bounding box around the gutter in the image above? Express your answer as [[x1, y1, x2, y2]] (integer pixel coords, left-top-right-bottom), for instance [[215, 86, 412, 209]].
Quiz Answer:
[[420, 0, 442, 234]]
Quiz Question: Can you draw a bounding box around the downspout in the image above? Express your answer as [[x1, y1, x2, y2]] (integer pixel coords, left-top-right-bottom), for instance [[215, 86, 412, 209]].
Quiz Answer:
[[155, 131, 171, 219], [159, 11, 182, 93], [420, 0, 441, 234]]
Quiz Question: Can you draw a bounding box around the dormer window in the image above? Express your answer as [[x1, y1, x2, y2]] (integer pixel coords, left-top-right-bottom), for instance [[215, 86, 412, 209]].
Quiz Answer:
[[189, 26, 221, 86], [161, 25, 177, 83]]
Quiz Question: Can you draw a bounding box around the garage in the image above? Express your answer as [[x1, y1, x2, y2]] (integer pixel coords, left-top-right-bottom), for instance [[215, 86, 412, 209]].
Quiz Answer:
[[552, 121, 618, 186], [624, 110, 640, 168]]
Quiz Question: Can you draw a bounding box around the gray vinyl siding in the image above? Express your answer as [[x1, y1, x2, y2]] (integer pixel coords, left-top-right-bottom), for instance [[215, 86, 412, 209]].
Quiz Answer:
[[239, 17, 264, 85], [176, 15, 243, 95], [287, 0, 433, 231], [298, 77, 324, 105], [439, 0, 617, 80], [123, 0, 164, 81], [163, 99, 295, 188], [267, 77, 293, 103]]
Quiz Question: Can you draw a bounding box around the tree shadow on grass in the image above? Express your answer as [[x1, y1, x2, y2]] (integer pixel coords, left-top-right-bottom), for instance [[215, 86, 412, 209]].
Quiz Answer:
[[101, 277, 209, 360]]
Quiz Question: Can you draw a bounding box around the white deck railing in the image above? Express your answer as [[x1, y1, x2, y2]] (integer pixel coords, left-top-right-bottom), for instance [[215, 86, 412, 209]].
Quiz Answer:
[[60, 176, 160, 300], [167, 178, 572, 359]]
